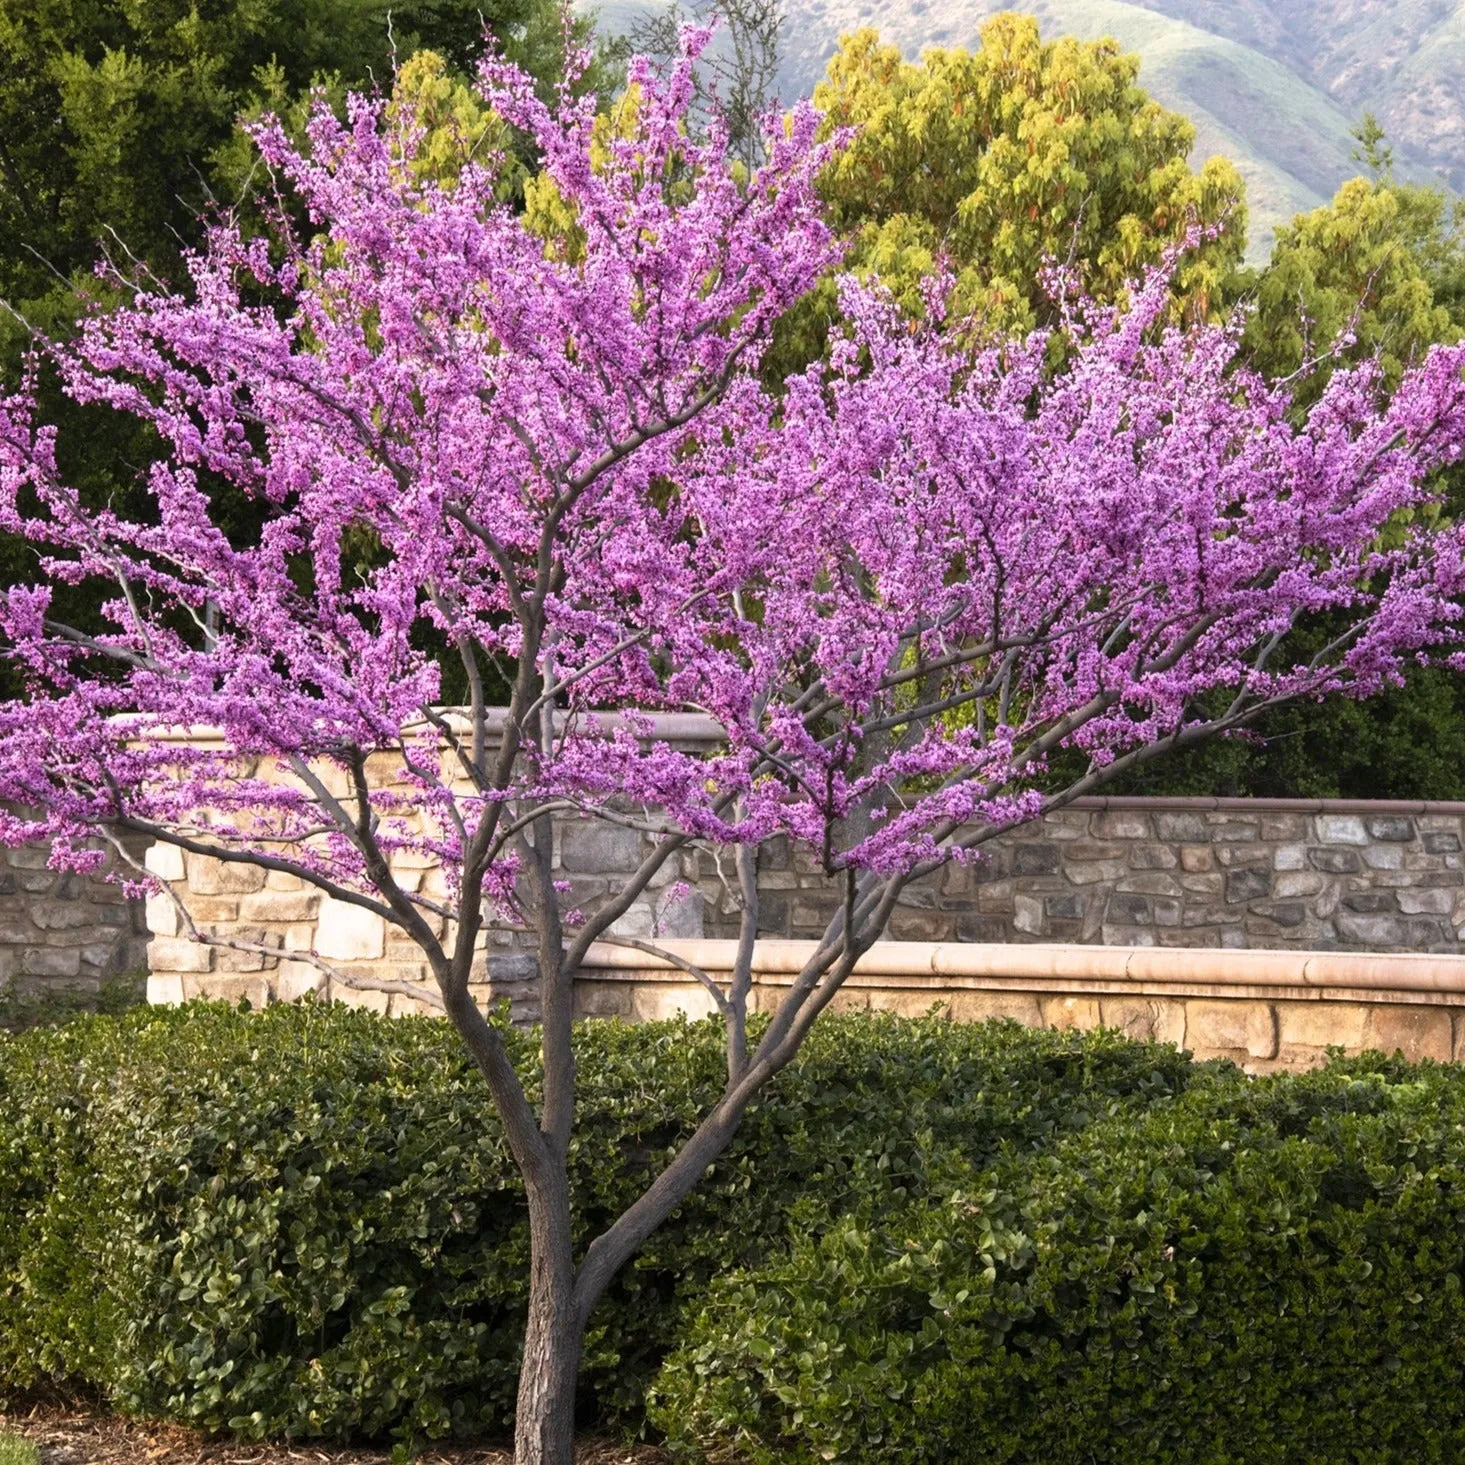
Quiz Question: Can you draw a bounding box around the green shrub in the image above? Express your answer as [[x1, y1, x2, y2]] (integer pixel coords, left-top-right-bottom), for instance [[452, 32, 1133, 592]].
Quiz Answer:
[[0, 1002, 1193, 1443], [0, 1433, 38, 1465], [652, 1057, 1465, 1464]]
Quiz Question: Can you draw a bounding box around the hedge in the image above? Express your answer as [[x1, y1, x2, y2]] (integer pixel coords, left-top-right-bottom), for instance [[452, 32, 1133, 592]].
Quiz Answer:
[[652, 1055, 1465, 1464], [0, 1001, 1192, 1444]]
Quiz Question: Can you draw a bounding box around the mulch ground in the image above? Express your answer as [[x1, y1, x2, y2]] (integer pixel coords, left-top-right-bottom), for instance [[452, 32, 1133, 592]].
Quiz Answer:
[[0, 1408, 674, 1465]]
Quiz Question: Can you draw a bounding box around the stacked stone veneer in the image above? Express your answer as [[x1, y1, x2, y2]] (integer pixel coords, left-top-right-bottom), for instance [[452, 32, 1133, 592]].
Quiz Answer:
[[0, 836, 149, 999], [136, 796, 1465, 1023], [700, 800, 1465, 953], [142, 815, 701, 1020]]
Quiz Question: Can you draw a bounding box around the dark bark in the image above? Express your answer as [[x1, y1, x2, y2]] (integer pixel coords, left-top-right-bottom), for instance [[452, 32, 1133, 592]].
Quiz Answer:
[[514, 1160, 582, 1465]]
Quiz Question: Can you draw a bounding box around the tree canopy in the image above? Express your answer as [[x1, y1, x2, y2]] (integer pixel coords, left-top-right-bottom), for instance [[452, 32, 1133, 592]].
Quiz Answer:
[[808, 18, 1247, 336], [1244, 173, 1465, 400], [4, 36, 1465, 1461], [1110, 125, 1465, 800], [0, 0, 589, 698], [0, 0, 575, 318]]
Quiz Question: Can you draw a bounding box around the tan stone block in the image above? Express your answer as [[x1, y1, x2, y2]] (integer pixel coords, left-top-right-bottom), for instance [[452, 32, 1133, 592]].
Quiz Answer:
[[333, 985, 390, 1014], [145, 842, 186, 881], [189, 896, 241, 923], [265, 869, 305, 891], [184, 973, 268, 1006], [388, 993, 441, 1018], [1276, 1002, 1368, 1052], [239, 890, 320, 924], [146, 972, 185, 1005], [1042, 996, 1102, 1030], [1362, 1005, 1452, 1063], [1099, 997, 1186, 1047], [1274, 1044, 1334, 1071], [1180, 847, 1213, 872], [1261, 815, 1307, 841], [276, 960, 323, 1002], [1091, 812, 1151, 840], [867, 988, 951, 1019], [1185, 1000, 1278, 1060], [217, 944, 273, 973], [184, 853, 266, 895], [282, 923, 317, 952], [364, 750, 408, 784], [149, 936, 214, 973], [144, 893, 178, 937], [631, 983, 721, 1022], [316, 897, 386, 960], [949, 992, 1042, 1026], [574, 981, 634, 1019], [368, 960, 432, 986]]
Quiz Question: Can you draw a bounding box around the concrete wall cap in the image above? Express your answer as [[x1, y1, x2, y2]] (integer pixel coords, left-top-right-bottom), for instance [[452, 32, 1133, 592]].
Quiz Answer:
[[580, 939, 1465, 996]]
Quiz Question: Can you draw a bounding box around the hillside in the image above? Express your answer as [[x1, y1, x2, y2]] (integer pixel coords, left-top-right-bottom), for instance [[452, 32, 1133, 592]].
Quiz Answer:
[[594, 0, 1463, 261]]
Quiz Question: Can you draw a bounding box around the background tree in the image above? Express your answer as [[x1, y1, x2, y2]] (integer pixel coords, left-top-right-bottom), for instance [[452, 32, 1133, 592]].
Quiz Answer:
[[624, 0, 785, 171], [0, 0, 578, 316], [1243, 176, 1465, 401], [4, 36, 1465, 1465], [779, 15, 1246, 363]]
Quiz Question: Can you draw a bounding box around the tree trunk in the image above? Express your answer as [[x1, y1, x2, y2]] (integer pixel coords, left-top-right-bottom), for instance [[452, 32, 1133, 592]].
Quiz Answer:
[[514, 1167, 582, 1465]]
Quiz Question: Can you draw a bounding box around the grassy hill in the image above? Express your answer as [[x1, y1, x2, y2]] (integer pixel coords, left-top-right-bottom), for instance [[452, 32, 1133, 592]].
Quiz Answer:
[[593, 0, 1460, 262]]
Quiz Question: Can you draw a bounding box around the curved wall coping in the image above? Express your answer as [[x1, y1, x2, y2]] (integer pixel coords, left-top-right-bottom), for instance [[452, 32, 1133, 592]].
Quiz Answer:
[[581, 939, 1465, 1002]]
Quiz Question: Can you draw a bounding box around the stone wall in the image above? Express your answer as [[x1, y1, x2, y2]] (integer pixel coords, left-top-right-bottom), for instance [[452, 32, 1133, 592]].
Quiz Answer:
[[699, 799, 1465, 953], [141, 819, 702, 1019], [0, 836, 150, 1000], [138, 795, 1465, 1022]]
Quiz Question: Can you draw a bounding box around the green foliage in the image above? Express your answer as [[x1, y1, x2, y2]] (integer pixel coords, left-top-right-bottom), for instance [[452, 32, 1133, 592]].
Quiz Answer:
[[769, 14, 1246, 372], [1242, 173, 1465, 403], [1100, 139, 1465, 802], [0, 1003, 1194, 1441], [12, 1004, 1465, 1458], [0, 1434, 38, 1465], [0, 0, 568, 312], [1056, 663, 1465, 800], [654, 1055, 1465, 1464]]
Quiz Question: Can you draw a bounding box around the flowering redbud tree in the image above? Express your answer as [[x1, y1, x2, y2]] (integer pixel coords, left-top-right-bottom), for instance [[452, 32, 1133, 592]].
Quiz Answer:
[[4, 33, 1465, 1464]]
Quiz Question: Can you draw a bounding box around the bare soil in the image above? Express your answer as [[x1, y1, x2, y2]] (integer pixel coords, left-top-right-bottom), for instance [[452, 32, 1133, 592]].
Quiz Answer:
[[0, 1409, 673, 1465]]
